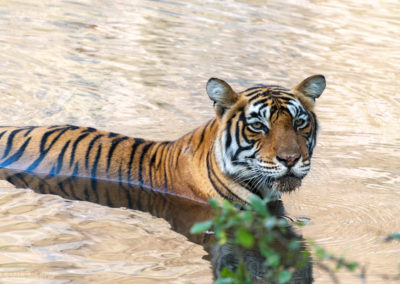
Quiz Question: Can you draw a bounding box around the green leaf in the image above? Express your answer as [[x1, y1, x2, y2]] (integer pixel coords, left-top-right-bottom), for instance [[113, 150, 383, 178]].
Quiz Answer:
[[294, 219, 309, 227], [301, 250, 310, 260], [345, 261, 358, 271], [219, 267, 237, 278], [190, 220, 213, 234], [315, 245, 326, 260], [278, 218, 288, 227], [209, 198, 220, 210], [213, 277, 235, 284], [288, 240, 300, 251], [224, 215, 240, 229], [385, 232, 400, 241], [277, 269, 292, 284], [267, 252, 280, 267], [249, 195, 268, 216], [235, 228, 254, 248], [264, 217, 277, 229], [218, 231, 227, 245], [221, 200, 235, 215], [238, 211, 253, 223]]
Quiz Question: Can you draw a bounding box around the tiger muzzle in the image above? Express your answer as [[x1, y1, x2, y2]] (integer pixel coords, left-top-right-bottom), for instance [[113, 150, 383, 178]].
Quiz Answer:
[[276, 153, 301, 168]]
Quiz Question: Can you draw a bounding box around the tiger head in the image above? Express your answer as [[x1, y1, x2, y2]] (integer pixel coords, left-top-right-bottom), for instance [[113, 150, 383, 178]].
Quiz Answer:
[[206, 75, 326, 200]]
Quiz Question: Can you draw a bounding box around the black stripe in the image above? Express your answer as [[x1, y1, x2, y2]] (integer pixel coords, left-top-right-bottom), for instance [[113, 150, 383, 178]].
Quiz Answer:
[[233, 145, 254, 161], [148, 143, 164, 189], [207, 151, 243, 203], [244, 86, 266, 92], [276, 90, 295, 97], [248, 90, 269, 103], [0, 137, 31, 167], [138, 143, 153, 188], [83, 185, 90, 201], [0, 130, 7, 141], [235, 117, 242, 147], [69, 180, 80, 200], [37, 183, 46, 194], [195, 120, 212, 152], [118, 162, 133, 209], [156, 142, 168, 169], [26, 127, 71, 172], [13, 173, 30, 188], [206, 153, 231, 201], [244, 89, 263, 97], [225, 120, 232, 150], [90, 144, 103, 203], [50, 140, 71, 176], [85, 127, 97, 132], [198, 120, 217, 163], [85, 134, 103, 170], [174, 144, 181, 169], [62, 177, 79, 200], [106, 137, 129, 172], [127, 138, 145, 186], [2, 128, 26, 159], [72, 162, 79, 177], [42, 126, 72, 152], [137, 143, 153, 212], [70, 132, 91, 168], [57, 181, 69, 197], [163, 149, 169, 190], [23, 126, 37, 137], [239, 112, 252, 144], [209, 119, 217, 129], [210, 167, 242, 203], [231, 160, 249, 166], [186, 132, 195, 146], [105, 183, 114, 207], [252, 97, 270, 106]]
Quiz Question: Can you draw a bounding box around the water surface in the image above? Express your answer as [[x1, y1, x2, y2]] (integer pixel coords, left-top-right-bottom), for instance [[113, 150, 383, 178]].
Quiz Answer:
[[0, 0, 399, 282]]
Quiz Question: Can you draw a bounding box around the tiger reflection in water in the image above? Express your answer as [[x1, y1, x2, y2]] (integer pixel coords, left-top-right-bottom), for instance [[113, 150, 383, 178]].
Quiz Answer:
[[0, 74, 325, 283]]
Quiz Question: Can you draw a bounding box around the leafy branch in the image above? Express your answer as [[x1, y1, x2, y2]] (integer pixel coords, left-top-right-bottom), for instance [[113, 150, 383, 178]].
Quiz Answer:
[[191, 195, 359, 283]]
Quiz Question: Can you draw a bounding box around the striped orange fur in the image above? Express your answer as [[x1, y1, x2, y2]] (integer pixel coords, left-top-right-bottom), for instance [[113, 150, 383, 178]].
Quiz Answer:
[[0, 75, 325, 243]]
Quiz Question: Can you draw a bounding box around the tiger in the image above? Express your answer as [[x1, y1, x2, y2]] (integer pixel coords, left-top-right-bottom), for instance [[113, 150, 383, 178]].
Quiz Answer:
[[0, 74, 325, 244]]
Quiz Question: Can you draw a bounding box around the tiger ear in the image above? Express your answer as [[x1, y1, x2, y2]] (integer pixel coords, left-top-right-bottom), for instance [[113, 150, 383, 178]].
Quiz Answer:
[[206, 78, 238, 117], [292, 75, 326, 102]]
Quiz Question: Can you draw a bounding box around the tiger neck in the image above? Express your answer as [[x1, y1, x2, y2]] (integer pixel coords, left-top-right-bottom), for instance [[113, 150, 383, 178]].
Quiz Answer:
[[166, 119, 251, 206]]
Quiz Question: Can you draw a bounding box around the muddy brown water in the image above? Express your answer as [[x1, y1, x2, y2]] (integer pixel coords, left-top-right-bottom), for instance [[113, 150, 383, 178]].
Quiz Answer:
[[0, 0, 399, 283]]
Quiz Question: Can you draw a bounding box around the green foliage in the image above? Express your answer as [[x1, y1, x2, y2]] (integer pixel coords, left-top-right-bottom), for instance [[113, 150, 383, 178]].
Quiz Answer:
[[235, 228, 254, 248], [309, 241, 358, 271], [385, 232, 400, 241], [190, 220, 213, 234], [215, 265, 252, 284], [191, 195, 307, 283], [276, 270, 292, 283], [191, 195, 364, 283]]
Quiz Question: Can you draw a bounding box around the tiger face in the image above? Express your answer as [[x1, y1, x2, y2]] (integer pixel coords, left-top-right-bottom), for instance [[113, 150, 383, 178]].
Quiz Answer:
[[206, 75, 326, 200]]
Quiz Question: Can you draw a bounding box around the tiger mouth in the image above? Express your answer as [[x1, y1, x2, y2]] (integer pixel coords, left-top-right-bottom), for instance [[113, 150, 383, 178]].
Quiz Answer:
[[272, 175, 302, 193], [238, 171, 302, 197]]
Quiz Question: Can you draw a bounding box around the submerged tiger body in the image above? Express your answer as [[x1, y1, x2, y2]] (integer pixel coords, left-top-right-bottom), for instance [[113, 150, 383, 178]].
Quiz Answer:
[[0, 75, 325, 245]]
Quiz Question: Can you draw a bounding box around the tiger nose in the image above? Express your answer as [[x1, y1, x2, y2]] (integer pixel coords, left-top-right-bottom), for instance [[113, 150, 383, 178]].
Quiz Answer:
[[276, 153, 300, 167]]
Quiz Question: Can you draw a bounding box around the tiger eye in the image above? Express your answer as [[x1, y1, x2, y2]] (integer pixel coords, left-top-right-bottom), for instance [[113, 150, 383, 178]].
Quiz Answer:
[[250, 122, 263, 130], [294, 119, 305, 127]]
